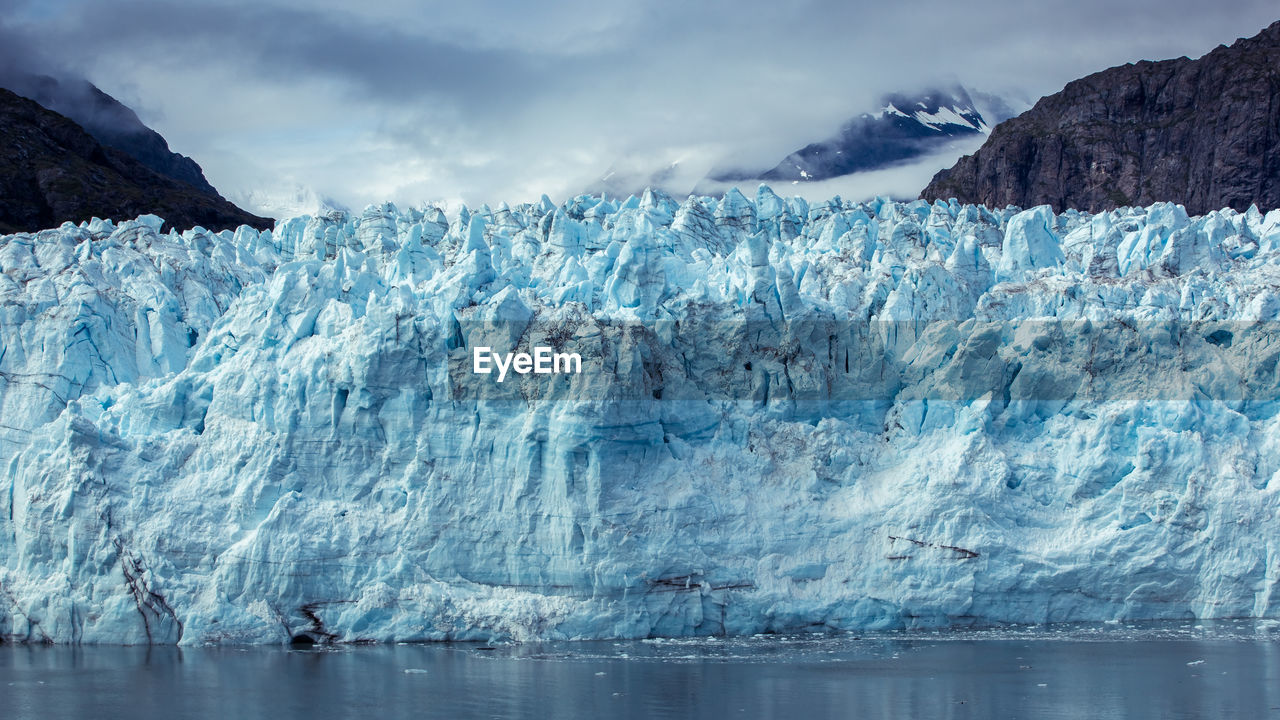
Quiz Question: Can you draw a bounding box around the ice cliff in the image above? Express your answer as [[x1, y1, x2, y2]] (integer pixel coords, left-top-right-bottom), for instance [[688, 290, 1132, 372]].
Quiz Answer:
[[2, 188, 1279, 645]]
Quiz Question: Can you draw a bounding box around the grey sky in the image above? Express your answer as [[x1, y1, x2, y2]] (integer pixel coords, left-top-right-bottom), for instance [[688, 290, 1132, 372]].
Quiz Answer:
[[3, 0, 1277, 211]]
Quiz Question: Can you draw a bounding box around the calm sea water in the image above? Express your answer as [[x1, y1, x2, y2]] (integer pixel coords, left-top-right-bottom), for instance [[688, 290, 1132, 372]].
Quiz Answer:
[[1, 622, 1277, 719]]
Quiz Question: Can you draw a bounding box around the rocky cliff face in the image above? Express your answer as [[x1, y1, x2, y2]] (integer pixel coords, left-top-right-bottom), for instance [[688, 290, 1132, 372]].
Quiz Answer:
[[0, 88, 271, 233], [2, 74, 219, 195], [922, 21, 1280, 214]]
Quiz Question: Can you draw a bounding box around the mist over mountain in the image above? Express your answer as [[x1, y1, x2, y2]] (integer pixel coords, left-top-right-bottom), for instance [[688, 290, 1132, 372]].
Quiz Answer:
[[0, 28, 272, 229], [1, 71, 219, 195], [714, 86, 1017, 186], [233, 184, 351, 220], [0, 87, 271, 233], [585, 159, 687, 200], [584, 86, 1021, 203]]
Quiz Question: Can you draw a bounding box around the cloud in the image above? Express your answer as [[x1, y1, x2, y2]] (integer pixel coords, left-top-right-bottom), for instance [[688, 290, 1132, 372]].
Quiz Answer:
[[3, 0, 1278, 209], [697, 136, 992, 206], [0, 13, 64, 83]]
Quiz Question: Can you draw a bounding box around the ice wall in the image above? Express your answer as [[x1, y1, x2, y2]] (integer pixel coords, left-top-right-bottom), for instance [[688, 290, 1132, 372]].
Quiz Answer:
[[1, 189, 1279, 644]]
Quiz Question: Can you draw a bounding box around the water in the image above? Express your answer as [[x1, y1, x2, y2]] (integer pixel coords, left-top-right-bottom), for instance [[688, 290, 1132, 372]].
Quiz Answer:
[[2, 622, 1277, 719]]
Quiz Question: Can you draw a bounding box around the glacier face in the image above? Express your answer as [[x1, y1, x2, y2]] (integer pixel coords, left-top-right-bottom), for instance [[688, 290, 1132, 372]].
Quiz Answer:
[[1, 189, 1279, 645]]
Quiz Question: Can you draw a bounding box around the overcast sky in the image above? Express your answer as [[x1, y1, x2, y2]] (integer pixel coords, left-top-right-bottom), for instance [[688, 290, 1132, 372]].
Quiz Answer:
[[2, 0, 1277, 211]]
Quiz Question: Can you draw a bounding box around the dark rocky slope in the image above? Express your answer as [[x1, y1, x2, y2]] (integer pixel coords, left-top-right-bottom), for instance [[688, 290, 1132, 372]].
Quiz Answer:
[[921, 21, 1280, 214], [2, 73, 220, 195], [0, 88, 271, 234]]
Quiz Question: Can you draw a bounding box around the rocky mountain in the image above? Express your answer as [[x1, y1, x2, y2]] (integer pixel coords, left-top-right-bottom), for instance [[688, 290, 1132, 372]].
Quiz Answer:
[[584, 87, 1017, 200], [0, 87, 272, 233], [712, 87, 1014, 186], [2, 73, 220, 195], [921, 21, 1280, 214]]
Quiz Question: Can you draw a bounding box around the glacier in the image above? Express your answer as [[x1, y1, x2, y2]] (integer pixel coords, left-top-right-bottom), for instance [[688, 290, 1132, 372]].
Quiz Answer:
[[1, 188, 1279, 645]]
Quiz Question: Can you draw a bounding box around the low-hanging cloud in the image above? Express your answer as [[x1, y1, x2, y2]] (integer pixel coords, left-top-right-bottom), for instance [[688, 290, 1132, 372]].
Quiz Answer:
[[3, 0, 1278, 210]]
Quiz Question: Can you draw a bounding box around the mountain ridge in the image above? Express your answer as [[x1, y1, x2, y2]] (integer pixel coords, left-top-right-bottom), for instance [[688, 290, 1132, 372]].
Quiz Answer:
[[589, 86, 1017, 200], [2, 73, 219, 194], [751, 87, 990, 183], [921, 20, 1280, 214], [707, 86, 1015, 189], [0, 87, 272, 233]]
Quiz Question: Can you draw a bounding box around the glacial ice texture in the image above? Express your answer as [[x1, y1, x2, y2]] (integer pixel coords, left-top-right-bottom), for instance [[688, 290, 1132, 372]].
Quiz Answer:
[[2, 189, 1280, 645]]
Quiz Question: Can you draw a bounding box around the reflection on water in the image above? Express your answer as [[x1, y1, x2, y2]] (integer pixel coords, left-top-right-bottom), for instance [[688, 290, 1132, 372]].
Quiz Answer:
[[2, 622, 1277, 719]]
